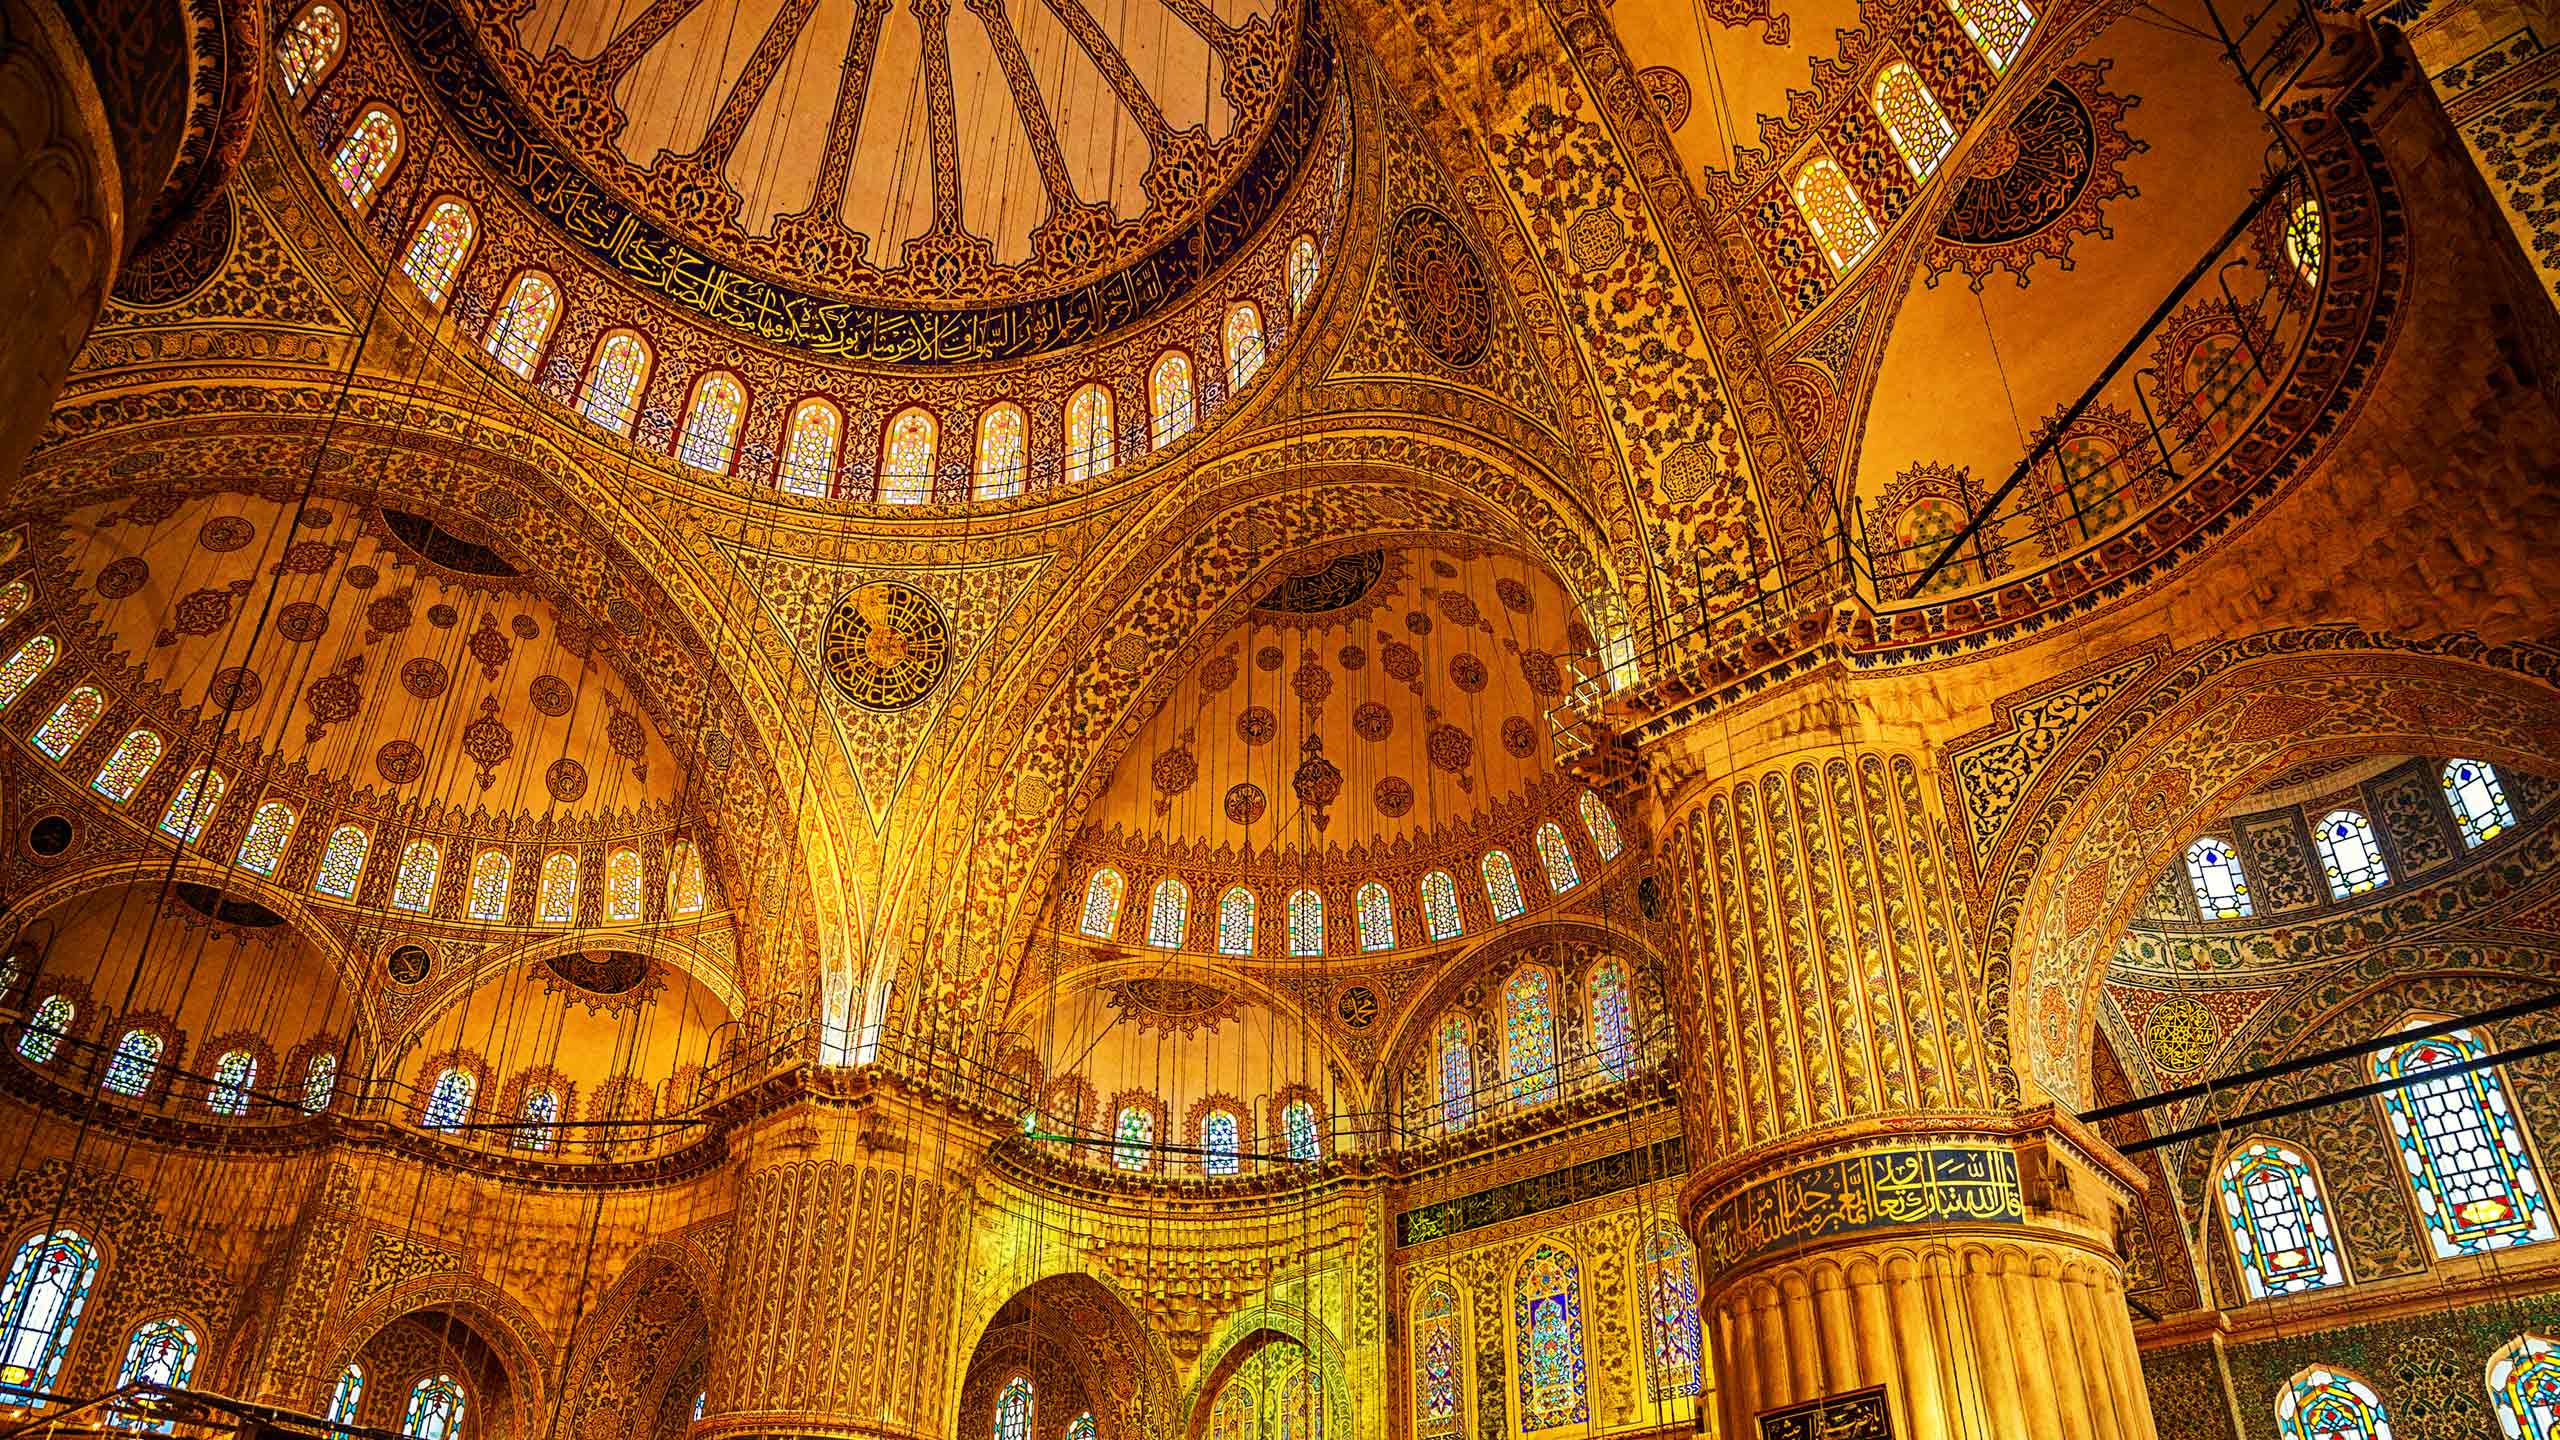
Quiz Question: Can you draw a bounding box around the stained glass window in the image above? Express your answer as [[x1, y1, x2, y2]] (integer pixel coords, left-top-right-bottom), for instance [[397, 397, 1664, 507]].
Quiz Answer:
[[994, 1376, 1033, 1440], [1210, 1382, 1255, 1440], [1217, 886, 1256, 956], [2275, 1366, 2393, 1440], [2219, 1141, 2345, 1297], [1417, 1281, 1462, 1436], [1506, 967, 1557, 1105], [423, 1068, 476, 1129], [678, 372, 746, 473], [1514, 1244, 1590, 1430], [1289, 234, 1320, 313], [92, 729, 163, 804], [103, 1028, 162, 1096], [0, 580, 26, 626], [605, 848, 642, 921], [312, 824, 368, 899], [1147, 877, 1188, 948], [538, 852, 577, 923], [1534, 821, 1580, 892], [0, 1230, 93, 1402], [1871, 61, 1956, 180], [1204, 1108, 1241, 1175], [880, 406, 937, 504], [391, 840, 440, 912], [1641, 1228, 1703, 1399], [0, 634, 57, 709], [974, 403, 1027, 500], [209, 1049, 258, 1116], [400, 200, 475, 307], [277, 3, 343, 97], [235, 800, 297, 877], [580, 331, 651, 435], [779, 399, 841, 497], [2313, 809, 2391, 898], [1284, 1098, 1320, 1161], [693, 1392, 706, 1423], [484, 270, 559, 378], [2445, 759, 2517, 848], [670, 841, 705, 915], [2374, 1026, 2556, 1258], [1065, 1414, 1097, 1440], [1422, 870, 1462, 942], [1225, 304, 1267, 391], [1944, 0, 2036, 72], [1792, 155, 1879, 272], [1288, 888, 1324, 956], [1279, 1365, 1323, 1440], [18, 995, 71, 1063], [1149, 352, 1196, 449], [2286, 199, 2324, 287], [2489, 1334, 2560, 1440], [466, 849, 511, 921], [302, 1051, 338, 1112], [516, 1088, 559, 1151], [1113, 1104, 1155, 1171], [29, 686, 100, 760], [157, 766, 225, 843], [1355, 881, 1395, 952], [1590, 959, 1634, 1078], [2182, 836, 2253, 919], [1483, 850, 1526, 921], [329, 109, 400, 213], [1439, 1014, 1473, 1131], [1080, 868, 1124, 938], [1578, 791, 1622, 861], [402, 1375, 466, 1440], [1066, 384, 1114, 482], [328, 1364, 364, 1425]]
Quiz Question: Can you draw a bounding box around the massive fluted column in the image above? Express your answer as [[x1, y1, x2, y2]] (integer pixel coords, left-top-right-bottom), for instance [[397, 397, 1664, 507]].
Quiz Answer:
[[0, 0, 119, 493]]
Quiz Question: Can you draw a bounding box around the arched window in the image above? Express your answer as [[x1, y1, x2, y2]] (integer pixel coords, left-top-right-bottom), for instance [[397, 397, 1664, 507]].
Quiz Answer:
[[157, 766, 225, 843], [1288, 234, 1320, 313], [2184, 836, 2253, 919], [400, 199, 476, 306], [17, 995, 71, 1063], [2374, 1026, 2556, 1257], [778, 398, 842, 497], [1065, 1414, 1096, 1440], [391, 839, 440, 913], [1284, 1098, 1321, 1161], [312, 824, 368, 898], [209, 1049, 258, 1116], [1288, 888, 1325, 956], [2313, 809, 2391, 898], [973, 403, 1027, 500], [90, 728, 163, 803], [605, 848, 643, 921], [114, 1317, 198, 1427], [1203, 1108, 1241, 1176], [1871, 61, 1956, 180], [1642, 1227, 1703, 1398], [669, 841, 705, 915], [1589, 959, 1634, 1077], [2444, 759, 2517, 848], [484, 270, 560, 378], [1534, 821, 1581, 892], [2218, 1140, 2345, 1296], [1210, 1382, 1255, 1440], [2489, 1333, 2560, 1440], [1482, 850, 1526, 921], [402, 1375, 466, 1440], [538, 852, 578, 923], [103, 1028, 162, 1096], [235, 800, 297, 877], [994, 1376, 1033, 1440], [0, 634, 57, 709], [1438, 1014, 1473, 1131], [1422, 870, 1462, 942], [0, 1231, 96, 1399], [677, 372, 747, 473], [327, 1363, 364, 1424], [301, 1051, 338, 1112], [693, 1392, 706, 1422], [466, 848, 511, 921], [1225, 303, 1267, 391], [1278, 1365, 1322, 1440], [1079, 868, 1125, 939], [1066, 384, 1114, 482], [1217, 886, 1256, 956], [1416, 1280, 1464, 1436], [2275, 1366, 2392, 1440], [329, 108, 401, 212], [1149, 352, 1196, 449], [2285, 198, 2324, 287], [0, 579, 25, 627], [422, 1068, 477, 1129], [880, 406, 937, 504], [1506, 967, 1557, 1104], [1146, 878, 1188, 948], [1514, 1244, 1591, 1429], [277, 3, 344, 98], [29, 685, 101, 759], [579, 330, 652, 435], [1578, 791, 1622, 860], [1944, 0, 2036, 72], [1355, 881, 1395, 951], [516, 1087, 560, 1151], [1791, 154, 1880, 272], [1112, 1104, 1155, 1171]]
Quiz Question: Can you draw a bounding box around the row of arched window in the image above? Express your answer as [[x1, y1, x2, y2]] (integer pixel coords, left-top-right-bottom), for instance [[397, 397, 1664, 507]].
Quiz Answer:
[[1431, 957, 1640, 1136], [2181, 759, 2518, 920], [16, 996, 340, 1118], [1201, 1343, 1325, 1439], [413, 1061, 669, 1153], [991, 1375, 1097, 1440], [1413, 1228, 1703, 1436], [1043, 1089, 1327, 1176], [1078, 793, 1624, 955], [2268, 1342, 2558, 1439]]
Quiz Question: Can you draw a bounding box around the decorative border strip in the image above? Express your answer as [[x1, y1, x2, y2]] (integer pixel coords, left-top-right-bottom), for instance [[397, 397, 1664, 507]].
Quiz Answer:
[[1696, 1144, 2023, 1279], [1393, 1134, 1683, 1246]]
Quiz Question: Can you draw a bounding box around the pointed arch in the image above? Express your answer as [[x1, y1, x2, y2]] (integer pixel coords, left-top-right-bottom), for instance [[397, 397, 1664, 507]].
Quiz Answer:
[[1079, 868, 1125, 939], [779, 397, 843, 497], [2373, 1024, 2555, 1257], [1534, 820, 1581, 892], [91, 729, 163, 803], [1505, 965, 1557, 1103], [484, 270, 561, 378], [401, 1374, 466, 1440], [0, 1230, 97, 1397], [327, 1363, 364, 1423], [28, 684, 101, 759], [17, 994, 73, 1063], [313, 824, 369, 898], [1513, 1243, 1590, 1428], [1578, 790, 1623, 860], [1288, 234, 1320, 313], [973, 402, 1027, 500], [422, 1068, 477, 1129], [400, 198, 476, 306], [1066, 384, 1114, 481], [1217, 886, 1257, 956], [329, 108, 401, 212], [1147, 877, 1189, 948], [2217, 1139, 2346, 1296], [1201, 1107, 1243, 1175], [880, 405, 939, 503], [677, 371, 747, 473], [579, 330, 652, 435], [1871, 61, 1956, 180], [235, 799, 298, 877], [208, 1049, 258, 1115], [1641, 1227, 1703, 1399], [1588, 957, 1634, 1077], [277, 3, 345, 98], [994, 1376, 1033, 1440], [2488, 1333, 2560, 1439], [1415, 1279, 1464, 1436], [669, 841, 705, 915], [103, 1028, 163, 1096], [1149, 351, 1196, 448], [1438, 1013, 1474, 1132]]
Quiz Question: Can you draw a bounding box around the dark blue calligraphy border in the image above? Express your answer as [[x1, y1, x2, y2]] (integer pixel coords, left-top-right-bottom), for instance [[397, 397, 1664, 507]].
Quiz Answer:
[[1393, 1137, 1686, 1248]]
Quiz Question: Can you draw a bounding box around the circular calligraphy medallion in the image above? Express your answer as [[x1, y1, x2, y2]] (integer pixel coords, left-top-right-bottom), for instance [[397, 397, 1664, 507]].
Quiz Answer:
[[2144, 995, 2219, 1073], [1390, 208, 1493, 369], [823, 582, 950, 712]]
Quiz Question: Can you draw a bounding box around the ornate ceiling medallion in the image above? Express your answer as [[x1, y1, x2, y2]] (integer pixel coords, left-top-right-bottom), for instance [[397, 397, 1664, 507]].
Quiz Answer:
[[539, 952, 666, 1017], [1254, 549, 1387, 615], [1390, 208, 1495, 368], [824, 582, 951, 712], [1103, 977, 1242, 1039], [1927, 63, 2147, 290]]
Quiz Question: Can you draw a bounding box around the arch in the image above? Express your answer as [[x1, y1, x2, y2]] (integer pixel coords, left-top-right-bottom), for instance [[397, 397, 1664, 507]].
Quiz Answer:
[[1079, 867, 1125, 939], [423, 1066, 477, 1128], [1066, 384, 1114, 482], [312, 824, 369, 899], [466, 848, 511, 922], [0, 1229, 97, 1397], [2184, 835, 2252, 919], [2285, 198, 2324, 287], [1225, 303, 1267, 391], [579, 330, 652, 435], [1512, 1242, 1590, 1428], [1288, 888, 1324, 956], [1482, 850, 1525, 920], [1064, 1412, 1096, 1440], [402, 1373, 466, 1440], [669, 841, 705, 915], [400, 198, 476, 307], [0, 580, 23, 628], [1201, 1106, 1243, 1175], [2444, 758, 2517, 847], [959, 1273, 1180, 1440], [1871, 61, 1956, 180], [2312, 808, 2391, 897], [390, 839, 440, 913], [1438, 1012, 1473, 1132], [1640, 1227, 1703, 1399], [1415, 1279, 1464, 1436], [1149, 352, 1196, 449], [1791, 153, 1879, 272], [277, 2, 345, 98], [2275, 1365, 2392, 1439], [1578, 790, 1623, 860], [2373, 1023, 2555, 1257], [113, 1314, 200, 1422], [1111, 1096, 1161, 1171], [537, 851, 578, 923], [880, 405, 938, 504], [208, 1047, 259, 1116], [604, 848, 642, 921], [1355, 881, 1394, 951], [327, 1362, 364, 1423], [28, 684, 101, 759], [2216, 1139, 2345, 1296], [300, 1049, 340, 1112], [483, 270, 560, 379], [1944, 0, 2036, 72], [1504, 965, 1557, 1104], [1288, 234, 1320, 313], [103, 1026, 164, 1096], [90, 728, 163, 803], [2488, 1333, 2560, 1439], [236, 800, 297, 877], [1588, 957, 1635, 1077], [1422, 869, 1463, 941], [1281, 1092, 1323, 1161], [0, 634, 56, 708], [332, 1275, 556, 1429], [328, 107, 401, 213], [514, 1084, 562, 1151], [1534, 820, 1581, 892], [677, 371, 747, 474], [994, 1376, 1032, 1440], [1147, 877, 1188, 948], [17, 993, 72, 1063], [157, 766, 226, 843], [779, 397, 842, 497], [1216, 886, 1256, 956], [974, 402, 1027, 500]]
